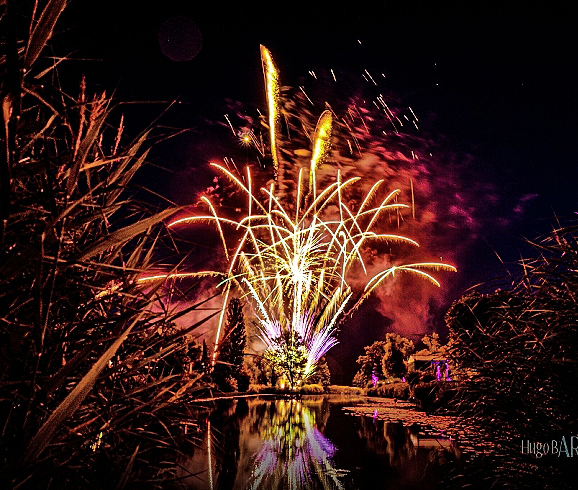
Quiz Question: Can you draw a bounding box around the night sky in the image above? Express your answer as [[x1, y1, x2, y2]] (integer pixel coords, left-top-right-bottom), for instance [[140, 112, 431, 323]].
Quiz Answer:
[[54, 2, 577, 382]]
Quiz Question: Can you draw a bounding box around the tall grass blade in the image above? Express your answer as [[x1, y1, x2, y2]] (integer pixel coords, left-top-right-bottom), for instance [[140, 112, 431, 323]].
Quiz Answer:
[[24, 0, 68, 70], [115, 445, 140, 490], [77, 208, 179, 261], [21, 311, 144, 466]]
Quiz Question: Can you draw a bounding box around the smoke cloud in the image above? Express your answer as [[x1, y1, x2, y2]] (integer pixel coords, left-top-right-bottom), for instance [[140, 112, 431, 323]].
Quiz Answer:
[[169, 67, 526, 379]]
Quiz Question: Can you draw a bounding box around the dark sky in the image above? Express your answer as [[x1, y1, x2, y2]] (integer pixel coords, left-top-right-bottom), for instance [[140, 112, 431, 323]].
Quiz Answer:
[[62, 1, 577, 237], [55, 1, 577, 382]]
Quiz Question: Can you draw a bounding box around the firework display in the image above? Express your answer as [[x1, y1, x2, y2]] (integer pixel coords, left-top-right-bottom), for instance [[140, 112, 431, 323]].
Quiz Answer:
[[166, 47, 455, 387]]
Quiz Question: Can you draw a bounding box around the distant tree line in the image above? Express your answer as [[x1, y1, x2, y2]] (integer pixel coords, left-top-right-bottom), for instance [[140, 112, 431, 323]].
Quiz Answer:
[[352, 332, 449, 388]]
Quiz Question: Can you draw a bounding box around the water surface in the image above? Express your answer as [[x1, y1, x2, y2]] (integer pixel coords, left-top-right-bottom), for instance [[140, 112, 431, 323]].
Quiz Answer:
[[176, 395, 459, 489]]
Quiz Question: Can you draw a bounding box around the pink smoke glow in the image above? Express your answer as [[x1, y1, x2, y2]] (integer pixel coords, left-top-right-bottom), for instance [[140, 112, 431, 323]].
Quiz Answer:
[[170, 63, 530, 360]]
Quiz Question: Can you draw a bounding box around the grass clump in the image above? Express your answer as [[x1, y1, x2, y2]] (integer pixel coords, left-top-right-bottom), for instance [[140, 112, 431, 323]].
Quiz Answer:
[[326, 385, 366, 395], [299, 383, 324, 394]]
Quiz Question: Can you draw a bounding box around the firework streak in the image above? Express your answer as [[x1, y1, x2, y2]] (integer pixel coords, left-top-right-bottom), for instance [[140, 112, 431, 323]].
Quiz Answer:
[[166, 47, 456, 384]]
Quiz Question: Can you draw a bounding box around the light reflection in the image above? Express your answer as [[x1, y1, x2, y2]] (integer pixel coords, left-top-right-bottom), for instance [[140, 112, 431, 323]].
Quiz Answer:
[[177, 396, 460, 489], [247, 399, 344, 490]]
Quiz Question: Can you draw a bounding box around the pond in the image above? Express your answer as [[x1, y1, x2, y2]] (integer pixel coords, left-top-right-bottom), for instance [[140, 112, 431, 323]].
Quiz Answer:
[[173, 395, 460, 489]]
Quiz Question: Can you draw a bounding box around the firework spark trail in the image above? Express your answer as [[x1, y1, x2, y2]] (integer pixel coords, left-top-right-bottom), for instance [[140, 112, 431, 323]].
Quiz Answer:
[[163, 47, 456, 381], [261, 45, 280, 173], [168, 129, 455, 378], [310, 110, 333, 202]]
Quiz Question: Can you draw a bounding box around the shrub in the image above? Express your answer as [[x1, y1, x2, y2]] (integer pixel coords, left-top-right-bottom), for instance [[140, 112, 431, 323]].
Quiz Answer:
[[393, 383, 410, 399], [366, 387, 377, 396], [327, 385, 365, 395], [406, 372, 420, 386], [299, 384, 324, 394], [307, 356, 331, 388], [412, 381, 439, 410], [375, 382, 410, 399], [444, 228, 578, 487], [247, 384, 279, 394], [237, 365, 252, 392]]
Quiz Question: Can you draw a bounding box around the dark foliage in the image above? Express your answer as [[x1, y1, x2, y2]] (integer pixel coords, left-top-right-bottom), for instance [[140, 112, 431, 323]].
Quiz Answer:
[[0, 3, 216, 487], [352, 341, 387, 387], [381, 333, 414, 379], [367, 381, 411, 400], [353, 334, 414, 387], [444, 224, 578, 488], [247, 354, 280, 387], [214, 298, 247, 391], [308, 356, 331, 389]]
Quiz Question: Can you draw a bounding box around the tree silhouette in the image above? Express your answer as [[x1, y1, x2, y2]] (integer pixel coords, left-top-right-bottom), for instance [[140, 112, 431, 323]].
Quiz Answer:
[[421, 332, 442, 354], [353, 341, 388, 387], [308, 356, 331, 388], [353, 334, 414, 386], [382, 333, 414, 379], [214, 298, 247, 390]]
